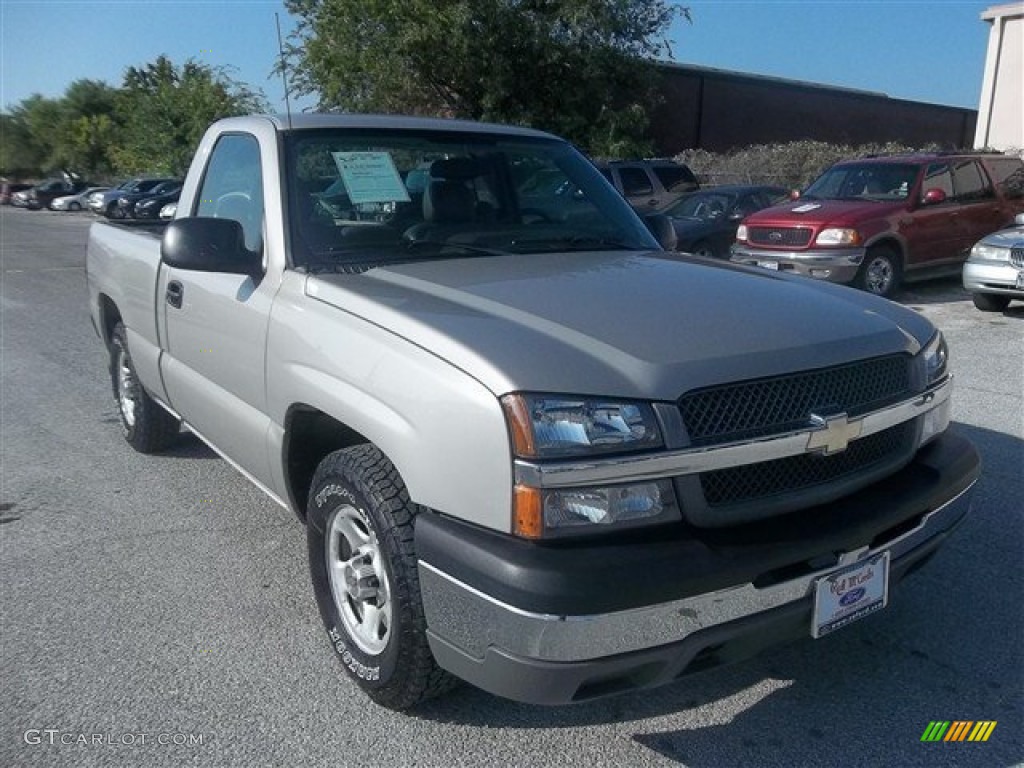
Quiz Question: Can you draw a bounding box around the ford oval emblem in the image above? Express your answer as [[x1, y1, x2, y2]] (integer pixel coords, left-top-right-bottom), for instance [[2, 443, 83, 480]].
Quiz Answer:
[[840, 587, 866, 607]]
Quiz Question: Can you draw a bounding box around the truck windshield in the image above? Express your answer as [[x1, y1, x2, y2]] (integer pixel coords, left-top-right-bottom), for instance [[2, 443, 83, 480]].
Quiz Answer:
[[803, 162, 920, 202], [284, 129, 658, 268]]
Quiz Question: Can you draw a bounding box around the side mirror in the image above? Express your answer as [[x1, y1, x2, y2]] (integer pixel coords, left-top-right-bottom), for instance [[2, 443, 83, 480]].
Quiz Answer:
[[644, 213, 678, 251], [921, 188, 947, 206], [161, 217, 262, 277]]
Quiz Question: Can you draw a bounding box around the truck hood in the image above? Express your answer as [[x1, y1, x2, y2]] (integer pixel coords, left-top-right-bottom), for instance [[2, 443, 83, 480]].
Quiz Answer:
[[306, 251, 935, 399], [748, 198, 902, 227]]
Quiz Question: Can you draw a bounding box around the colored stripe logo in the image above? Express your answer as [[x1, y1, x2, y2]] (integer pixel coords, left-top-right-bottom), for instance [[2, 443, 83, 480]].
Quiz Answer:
[[921, 721, 997, 742]]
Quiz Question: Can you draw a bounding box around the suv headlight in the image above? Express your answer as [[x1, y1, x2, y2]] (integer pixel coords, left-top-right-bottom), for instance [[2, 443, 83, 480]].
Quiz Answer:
[[815, 228, 862, 246], [501, 394, 662, 459], [735, 224, 749, 242]]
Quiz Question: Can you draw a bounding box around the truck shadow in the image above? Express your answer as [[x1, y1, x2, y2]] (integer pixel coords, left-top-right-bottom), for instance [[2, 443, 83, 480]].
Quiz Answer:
[[160, 431, 220, 460], [413, 423, 1022, 765]]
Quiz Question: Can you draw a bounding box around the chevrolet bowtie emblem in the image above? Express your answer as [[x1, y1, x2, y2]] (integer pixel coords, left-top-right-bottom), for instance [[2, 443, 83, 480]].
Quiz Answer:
[[806, 413, 862, 455]]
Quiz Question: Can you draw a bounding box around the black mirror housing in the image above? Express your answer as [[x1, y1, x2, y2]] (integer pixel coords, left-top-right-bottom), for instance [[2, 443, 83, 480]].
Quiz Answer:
[[161, 217, 261, 277], [643, 213, 678, 251]]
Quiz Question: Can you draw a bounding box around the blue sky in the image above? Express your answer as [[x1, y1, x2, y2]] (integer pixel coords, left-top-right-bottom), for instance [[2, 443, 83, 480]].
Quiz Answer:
[[0, 0, 996, 115]]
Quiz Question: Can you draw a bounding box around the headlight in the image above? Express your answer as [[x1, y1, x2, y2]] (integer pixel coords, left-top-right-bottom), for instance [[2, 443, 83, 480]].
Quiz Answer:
[[970, 243, 1009, 262], [735, 224, 748, 242], [501, 393, 662, 459], [815, 228, 862, 246], [513, 481, 680, 538], [923, 331, 948, 384]]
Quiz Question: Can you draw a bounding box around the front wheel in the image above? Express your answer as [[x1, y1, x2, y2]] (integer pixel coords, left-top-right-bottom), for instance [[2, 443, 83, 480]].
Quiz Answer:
[[971, 293, 1010, 312], [856, 246, 902, 298], [109, 323, 179, 452], [689, 239, 716, 259], [307, 445, 456, 709]]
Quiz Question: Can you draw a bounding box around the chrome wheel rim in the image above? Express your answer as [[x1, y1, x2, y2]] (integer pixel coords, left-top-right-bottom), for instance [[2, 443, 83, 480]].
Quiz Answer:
[[116, 345, 138, 428], [326, 505, 391, 655], [865, 257, 893, 294]]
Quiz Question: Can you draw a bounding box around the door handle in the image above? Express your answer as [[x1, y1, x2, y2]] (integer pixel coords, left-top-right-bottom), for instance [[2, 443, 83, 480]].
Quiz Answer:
[[166, 280, 183, 309]]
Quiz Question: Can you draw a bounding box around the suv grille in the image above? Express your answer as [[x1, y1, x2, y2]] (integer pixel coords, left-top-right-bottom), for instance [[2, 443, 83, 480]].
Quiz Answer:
[[679, 355, 913, 446], [747, 226, 813, 247], [1010, 248, 1024, 268], [700, 421, 915, 507]]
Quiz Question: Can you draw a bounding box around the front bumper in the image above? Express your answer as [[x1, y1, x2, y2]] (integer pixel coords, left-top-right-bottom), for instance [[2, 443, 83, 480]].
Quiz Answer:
[[963, 259, 1024, 299], [730, 244, 865, 284], [417, 431, 978, 704]]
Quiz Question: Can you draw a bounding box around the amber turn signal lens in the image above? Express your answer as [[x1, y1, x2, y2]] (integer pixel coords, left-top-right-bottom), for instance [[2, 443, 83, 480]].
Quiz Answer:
[[512, 485, 543, 539], [501, 394, 536, 458]]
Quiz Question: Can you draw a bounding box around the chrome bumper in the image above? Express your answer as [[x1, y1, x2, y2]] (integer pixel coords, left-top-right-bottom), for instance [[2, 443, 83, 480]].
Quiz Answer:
[[419, 482, 973, 665], [963, 259, 1024, 297]]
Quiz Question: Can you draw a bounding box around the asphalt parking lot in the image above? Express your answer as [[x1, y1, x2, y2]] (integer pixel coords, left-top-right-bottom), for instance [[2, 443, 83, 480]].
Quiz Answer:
[[1, 206, 1021, 767]]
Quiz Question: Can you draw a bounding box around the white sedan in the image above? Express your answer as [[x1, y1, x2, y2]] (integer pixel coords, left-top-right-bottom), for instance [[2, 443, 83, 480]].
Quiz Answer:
[[51, 187, 109, 212], [963, 213, 1024, 312]]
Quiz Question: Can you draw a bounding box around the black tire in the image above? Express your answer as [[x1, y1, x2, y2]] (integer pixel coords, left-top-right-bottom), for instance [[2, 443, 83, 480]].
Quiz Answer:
[[106, 202, 123, 219], [971, 293, 1010, 312], [109, 323, 179, 453], [689, 239, 716, 259], [68, 201, 81, 211], [855, 245, 902, 298], [307, 445, 457, 709]]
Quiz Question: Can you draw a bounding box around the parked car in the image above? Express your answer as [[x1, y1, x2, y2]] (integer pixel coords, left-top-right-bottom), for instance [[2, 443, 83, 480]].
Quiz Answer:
[[0, 182, 32, 205], [595, 159, 699, 213], [962, 212, 1024, 311], [133, 187, 182, 219], [731, 152, 1024, 297], [51, 186, 109, 211], [115, 180, 181, 218], [663, 185, 787, 259], [24, 178, 93, 210], [90, 178, 175, 218]]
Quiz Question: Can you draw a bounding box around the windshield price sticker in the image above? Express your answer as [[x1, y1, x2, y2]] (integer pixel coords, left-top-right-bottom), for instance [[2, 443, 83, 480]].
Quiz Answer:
[[331, 151, 411, 205], [812, 552, 889, 638]]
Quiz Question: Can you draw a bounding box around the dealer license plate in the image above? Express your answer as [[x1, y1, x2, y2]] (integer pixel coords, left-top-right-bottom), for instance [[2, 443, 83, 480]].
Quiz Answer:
[[1015, 270, 1024, 290], [812, 552, 890, 639], [757, 260, 780, 270]]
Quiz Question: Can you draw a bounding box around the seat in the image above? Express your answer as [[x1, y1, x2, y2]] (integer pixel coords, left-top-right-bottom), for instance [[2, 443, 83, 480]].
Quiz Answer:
[[404, 179, 477, 242]]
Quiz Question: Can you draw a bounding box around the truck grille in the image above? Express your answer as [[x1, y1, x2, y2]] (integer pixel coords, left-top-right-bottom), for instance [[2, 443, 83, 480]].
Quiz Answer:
[[679, 355, 913, 446], [700, 421, 915, 507], [1010, 248, 1024, 268], [747, 226, 813, 247]]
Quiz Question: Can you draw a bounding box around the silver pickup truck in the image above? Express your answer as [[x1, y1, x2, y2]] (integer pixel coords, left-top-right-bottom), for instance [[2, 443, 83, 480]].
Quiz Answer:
[[87, 114, 979, 710]]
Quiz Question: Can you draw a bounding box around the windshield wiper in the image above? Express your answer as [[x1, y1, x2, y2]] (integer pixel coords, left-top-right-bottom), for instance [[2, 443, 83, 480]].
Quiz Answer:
[[404, 240, 510, 258], [513, 235, 637, 252]]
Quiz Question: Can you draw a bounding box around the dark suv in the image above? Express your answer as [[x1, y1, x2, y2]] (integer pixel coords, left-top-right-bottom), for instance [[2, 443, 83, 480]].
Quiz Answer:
[[731, 152, 1024, 297], [596, 159, 699, 213]]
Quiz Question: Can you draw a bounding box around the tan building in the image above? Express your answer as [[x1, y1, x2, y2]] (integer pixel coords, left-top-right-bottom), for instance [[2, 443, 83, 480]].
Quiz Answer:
[[975, 2, 1024, 150]]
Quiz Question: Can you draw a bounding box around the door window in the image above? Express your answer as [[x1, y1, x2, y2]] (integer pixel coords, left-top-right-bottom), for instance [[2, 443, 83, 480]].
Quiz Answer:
[[951, 160, 994, 203], [196, 133, 264, 253], [618, 167, 653, 196], [920, 163, 954, 202]]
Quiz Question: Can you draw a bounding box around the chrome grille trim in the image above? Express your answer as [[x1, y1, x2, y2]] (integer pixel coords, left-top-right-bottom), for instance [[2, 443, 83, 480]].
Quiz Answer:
[[514, 377, 950, 489]]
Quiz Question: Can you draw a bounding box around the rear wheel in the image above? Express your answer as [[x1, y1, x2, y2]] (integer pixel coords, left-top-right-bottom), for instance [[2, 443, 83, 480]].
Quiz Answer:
[[68, 201, 81, 211], [307, 445, 457, 709], [689, 239, 716, 259], [971, 293, 1010, 312], [109, 323, 179, 453], [856, 245, 902, 298]]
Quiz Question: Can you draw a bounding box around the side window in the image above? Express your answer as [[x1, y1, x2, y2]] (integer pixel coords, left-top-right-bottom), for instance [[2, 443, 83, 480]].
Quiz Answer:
[[652, 166, 696, 194], [196, 133, 264, 253], [921, 163, 954, 202], [618, 167, 653, 196], [986, 157, 1024, 199], [951, 160, 994, 203]]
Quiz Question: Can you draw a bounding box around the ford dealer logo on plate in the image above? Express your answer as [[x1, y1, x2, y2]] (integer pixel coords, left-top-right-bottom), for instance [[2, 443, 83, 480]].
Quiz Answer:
[[839, 587, 866, 607]]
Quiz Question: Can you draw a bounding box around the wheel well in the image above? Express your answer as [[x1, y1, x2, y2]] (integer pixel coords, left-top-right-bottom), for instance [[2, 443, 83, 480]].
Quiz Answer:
[[284, 407, 370, 520], [98, 294, 122, 350], [866, 239, 903, 260]]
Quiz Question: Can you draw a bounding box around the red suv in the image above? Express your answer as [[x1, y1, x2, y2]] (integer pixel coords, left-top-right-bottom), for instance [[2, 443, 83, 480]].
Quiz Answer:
[[730, 153, 1024, 297]]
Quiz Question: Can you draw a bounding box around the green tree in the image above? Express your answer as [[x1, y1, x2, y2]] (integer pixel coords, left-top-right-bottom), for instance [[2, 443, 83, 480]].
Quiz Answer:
[[282, 0, 687, 156], [112, 55, 268, 176]]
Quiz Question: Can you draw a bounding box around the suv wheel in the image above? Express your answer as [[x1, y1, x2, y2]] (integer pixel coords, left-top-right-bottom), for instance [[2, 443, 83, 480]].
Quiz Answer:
[[856, 246, 901, 298]]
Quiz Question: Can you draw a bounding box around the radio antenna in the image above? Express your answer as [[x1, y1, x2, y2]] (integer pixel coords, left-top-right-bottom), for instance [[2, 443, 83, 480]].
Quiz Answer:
[[275, 13, 294, 129]]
